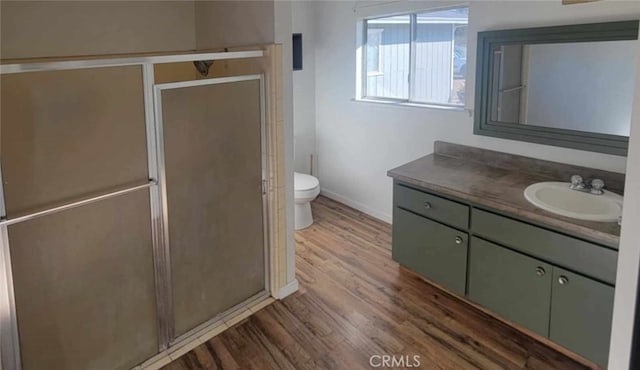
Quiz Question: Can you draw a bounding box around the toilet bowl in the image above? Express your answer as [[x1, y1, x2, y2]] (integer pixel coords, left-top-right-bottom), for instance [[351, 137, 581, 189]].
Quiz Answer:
[[294, 172, 320, 230]]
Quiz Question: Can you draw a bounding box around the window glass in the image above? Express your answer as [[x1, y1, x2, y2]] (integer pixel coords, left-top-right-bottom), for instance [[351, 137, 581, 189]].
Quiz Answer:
[[365, 15, 411, 100], [366, 29, 382, 74], [363, 7, 468, 106]]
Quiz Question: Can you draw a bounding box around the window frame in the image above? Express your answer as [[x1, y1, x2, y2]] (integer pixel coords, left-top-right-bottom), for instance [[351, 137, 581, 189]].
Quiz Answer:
[[360, 7, 468, 108]]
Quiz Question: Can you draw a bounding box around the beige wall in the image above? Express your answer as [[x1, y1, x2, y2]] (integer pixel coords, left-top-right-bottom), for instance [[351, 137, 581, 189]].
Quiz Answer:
[[195, 1, 275, 49], [1, 1, 196, 59]]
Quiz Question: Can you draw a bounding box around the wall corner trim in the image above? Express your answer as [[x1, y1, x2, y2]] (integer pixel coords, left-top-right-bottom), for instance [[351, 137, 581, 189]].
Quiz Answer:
[[276, 279, 299, 299]]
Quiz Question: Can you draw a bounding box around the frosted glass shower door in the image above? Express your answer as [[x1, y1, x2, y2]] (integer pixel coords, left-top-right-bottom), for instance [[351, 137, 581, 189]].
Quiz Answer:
[[0, 66, 158, 370], [157, 76, 266, 338]]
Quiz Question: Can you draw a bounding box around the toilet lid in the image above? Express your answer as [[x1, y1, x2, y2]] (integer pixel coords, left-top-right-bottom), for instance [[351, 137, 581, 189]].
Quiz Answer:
[[294, 172, 319, 191]]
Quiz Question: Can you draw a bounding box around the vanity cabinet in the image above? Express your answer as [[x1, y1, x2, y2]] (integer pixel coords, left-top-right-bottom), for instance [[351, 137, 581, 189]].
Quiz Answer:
[[468, 237, 552, 337], [471, 208, 617, 285], [394, 183, 469, 229], [392, 181, 617, 368], [392, 207, 468, 295], [470, 208, 615, 367], [550, 268, 614, 368], [467, 237, 615, 365], [468, 238, 614, 366]]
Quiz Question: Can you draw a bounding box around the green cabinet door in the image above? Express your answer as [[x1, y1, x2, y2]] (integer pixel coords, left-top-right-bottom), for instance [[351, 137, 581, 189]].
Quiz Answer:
[[392, 207, 468, 295], [550, 267, 614, 368], [468, 237, 553, 336]]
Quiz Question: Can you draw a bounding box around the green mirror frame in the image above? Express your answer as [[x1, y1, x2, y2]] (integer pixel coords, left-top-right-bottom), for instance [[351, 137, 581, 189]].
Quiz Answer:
[[474, 20, 639, 156]]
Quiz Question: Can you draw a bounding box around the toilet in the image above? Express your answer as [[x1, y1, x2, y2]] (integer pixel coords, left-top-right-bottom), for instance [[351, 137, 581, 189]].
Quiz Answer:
[[294, 172, 320, 230]]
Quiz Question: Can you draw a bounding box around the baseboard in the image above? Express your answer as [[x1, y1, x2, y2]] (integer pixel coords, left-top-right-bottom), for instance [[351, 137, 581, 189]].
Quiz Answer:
[[276, 279, 299, 299], [319, 188, 392, 224]]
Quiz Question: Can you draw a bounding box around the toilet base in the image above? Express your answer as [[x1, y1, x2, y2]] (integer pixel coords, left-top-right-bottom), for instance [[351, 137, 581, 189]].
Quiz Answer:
[[295, 202, 314, 230]]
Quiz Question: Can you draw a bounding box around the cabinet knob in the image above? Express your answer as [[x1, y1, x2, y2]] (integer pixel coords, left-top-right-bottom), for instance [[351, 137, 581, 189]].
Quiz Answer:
[[424, 202, 432, 209], [558, 276, 569, 285], [535, 267, 546, 276], [455, 236, 463, 244]]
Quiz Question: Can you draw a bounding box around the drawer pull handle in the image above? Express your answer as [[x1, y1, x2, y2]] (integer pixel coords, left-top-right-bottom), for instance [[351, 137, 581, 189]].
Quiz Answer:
[[535, 267, 546, 276], [558, 276, 569, 285], [424, 202, 432, 209], [455, 236, 463, 245]]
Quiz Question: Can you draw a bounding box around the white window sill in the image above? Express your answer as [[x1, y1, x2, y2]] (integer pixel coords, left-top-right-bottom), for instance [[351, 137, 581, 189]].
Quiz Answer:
[[352, 97, 468, 112]]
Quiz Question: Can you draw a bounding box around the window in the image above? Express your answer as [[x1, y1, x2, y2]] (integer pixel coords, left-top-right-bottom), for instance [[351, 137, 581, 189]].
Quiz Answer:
[[361, 7, 469, 106]]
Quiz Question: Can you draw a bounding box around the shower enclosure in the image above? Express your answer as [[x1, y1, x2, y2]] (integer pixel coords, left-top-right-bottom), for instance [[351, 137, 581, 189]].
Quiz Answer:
[[0, 49, 278, 370]]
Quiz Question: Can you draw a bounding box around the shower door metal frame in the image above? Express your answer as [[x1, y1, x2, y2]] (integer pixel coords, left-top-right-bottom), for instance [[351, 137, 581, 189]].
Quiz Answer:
[[0, 164, 22, 370], [153, 74, 270, 346], [0, 50, 269, 370]]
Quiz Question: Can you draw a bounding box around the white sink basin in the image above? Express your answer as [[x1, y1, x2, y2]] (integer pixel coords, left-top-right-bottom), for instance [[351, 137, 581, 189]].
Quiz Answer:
[[524, 182, 623, 222]]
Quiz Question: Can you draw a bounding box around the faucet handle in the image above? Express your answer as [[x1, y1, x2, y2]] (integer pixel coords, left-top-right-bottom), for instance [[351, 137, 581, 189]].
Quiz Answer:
[[570, 175, 583, 188], [591, 179, 605, 194]]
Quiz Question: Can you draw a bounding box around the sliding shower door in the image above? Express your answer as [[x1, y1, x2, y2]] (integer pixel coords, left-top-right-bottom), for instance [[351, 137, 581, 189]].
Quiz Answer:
[[0, 66, 158, 370], [156, 76, 266, 338]]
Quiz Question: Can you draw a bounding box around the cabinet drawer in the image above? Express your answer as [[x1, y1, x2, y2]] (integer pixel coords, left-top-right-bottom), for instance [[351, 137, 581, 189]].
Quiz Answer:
[[392, 207, 468, 295], [468, 237, 552, 336], [394, 184, 469, 230], [471, 209, 617, 285], [550, 267, 614, 368]]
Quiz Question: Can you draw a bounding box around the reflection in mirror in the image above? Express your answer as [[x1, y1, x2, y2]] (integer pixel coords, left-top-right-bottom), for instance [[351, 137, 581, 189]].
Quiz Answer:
[[489, 40, 636, 136]]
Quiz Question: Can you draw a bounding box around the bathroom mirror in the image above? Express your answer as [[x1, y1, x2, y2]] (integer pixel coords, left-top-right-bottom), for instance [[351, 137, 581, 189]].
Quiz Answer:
[[474, 21, 639, 156]]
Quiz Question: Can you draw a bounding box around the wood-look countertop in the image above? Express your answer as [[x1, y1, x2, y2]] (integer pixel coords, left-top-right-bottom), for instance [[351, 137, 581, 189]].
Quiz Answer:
[[387, 144, 622, 249]]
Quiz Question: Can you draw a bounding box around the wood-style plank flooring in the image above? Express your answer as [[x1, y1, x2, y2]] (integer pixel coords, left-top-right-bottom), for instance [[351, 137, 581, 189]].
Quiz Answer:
[[163, 196, 595, 370]]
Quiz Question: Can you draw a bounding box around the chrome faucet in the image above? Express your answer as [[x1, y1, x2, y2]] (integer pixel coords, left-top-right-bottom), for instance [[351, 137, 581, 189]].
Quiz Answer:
[[570, 175, 605, 195]]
